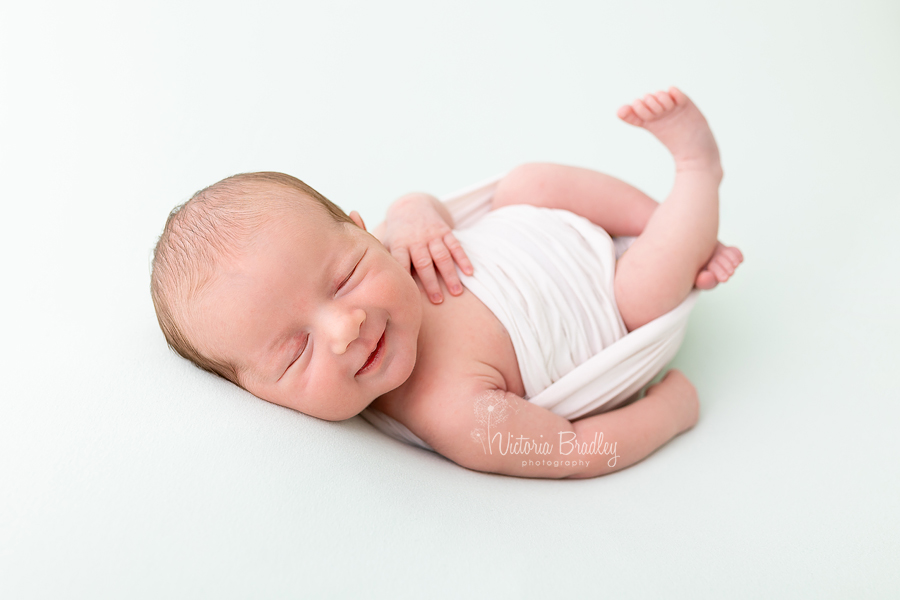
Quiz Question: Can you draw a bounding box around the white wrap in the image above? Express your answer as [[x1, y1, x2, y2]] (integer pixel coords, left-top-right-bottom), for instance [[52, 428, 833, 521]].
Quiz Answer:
[[452, 204, 627, 399], [360, 175, 699, 451]]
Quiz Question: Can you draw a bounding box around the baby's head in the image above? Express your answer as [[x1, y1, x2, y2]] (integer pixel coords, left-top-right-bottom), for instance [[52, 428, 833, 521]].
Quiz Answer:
[[151, 172, 423, 421]]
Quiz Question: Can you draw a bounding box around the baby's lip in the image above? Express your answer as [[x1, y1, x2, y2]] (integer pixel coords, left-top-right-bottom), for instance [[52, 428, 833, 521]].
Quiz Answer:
[[356, 327, 386, 376]]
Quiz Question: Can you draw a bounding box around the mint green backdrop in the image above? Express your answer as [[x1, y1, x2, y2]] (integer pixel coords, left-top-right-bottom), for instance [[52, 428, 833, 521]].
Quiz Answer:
[[1, 1, 897, 597]]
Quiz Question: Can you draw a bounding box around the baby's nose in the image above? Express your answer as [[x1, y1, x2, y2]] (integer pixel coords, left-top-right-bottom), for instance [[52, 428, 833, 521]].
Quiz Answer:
[[329, 308, 366, 355]]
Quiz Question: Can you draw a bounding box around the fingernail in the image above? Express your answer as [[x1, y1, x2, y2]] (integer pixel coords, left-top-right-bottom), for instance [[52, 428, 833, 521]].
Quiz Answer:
[[451, 284, 462, 294], [432, 293, 443, 303]]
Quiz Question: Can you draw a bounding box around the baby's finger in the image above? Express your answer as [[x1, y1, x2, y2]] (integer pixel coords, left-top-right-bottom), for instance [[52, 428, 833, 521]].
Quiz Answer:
[[411, 245, 443, 303], [443, 232, 473, 276], [391, 246, 412, 274], [429, 238, 463, 296]]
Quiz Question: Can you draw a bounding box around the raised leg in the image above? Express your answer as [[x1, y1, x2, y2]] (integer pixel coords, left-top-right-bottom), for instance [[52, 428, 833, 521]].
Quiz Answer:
[[492, 160, 742, 291], [614, 87, 724, 332], [492, 162, 658, 238]]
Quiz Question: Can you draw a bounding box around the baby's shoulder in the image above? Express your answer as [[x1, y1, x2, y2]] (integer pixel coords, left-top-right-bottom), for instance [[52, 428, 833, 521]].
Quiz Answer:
[[373, 361, 503, 452], [371, 291, 521, 427], [424, 281, 524, 392], [381, 338, 508, 421]]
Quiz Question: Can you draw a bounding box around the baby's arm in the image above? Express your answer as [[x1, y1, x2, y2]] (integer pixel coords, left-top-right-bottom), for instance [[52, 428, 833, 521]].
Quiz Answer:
[[408, 370, 698, 479], [372, 192, 473, 304]]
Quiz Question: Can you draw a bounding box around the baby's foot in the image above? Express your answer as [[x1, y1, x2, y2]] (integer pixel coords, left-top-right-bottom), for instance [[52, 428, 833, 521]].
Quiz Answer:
[[694, 241, 743, 290], [617, 87, 722, 177]]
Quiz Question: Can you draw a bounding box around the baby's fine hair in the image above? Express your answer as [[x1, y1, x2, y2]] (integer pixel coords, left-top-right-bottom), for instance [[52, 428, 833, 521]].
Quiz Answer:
[[150, 172, 354, 384]]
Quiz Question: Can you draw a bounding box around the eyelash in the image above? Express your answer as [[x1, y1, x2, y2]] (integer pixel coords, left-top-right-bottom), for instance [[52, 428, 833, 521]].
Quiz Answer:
[[337, 256, 363, 293], [288, 334, 308, 364], [338, 266, 356, 291]]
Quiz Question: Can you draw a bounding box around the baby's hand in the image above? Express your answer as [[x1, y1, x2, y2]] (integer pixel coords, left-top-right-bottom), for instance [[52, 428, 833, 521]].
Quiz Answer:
[[382, 193, 474, 304]]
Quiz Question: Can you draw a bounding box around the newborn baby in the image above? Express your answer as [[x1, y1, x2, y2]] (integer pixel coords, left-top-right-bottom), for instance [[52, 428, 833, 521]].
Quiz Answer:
[[150, 88, 742, 479]]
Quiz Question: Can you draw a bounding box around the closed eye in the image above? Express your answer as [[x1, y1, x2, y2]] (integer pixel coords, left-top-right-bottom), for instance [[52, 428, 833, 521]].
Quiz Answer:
[[290, 338, 308, 363], [280, 335, 308, 380], [338, 267, 356, 290], [337, 250, 366, 293]]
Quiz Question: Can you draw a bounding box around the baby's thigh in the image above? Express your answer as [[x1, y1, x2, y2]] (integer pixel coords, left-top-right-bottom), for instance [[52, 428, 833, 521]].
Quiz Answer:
[[492, 163, 570, 208]]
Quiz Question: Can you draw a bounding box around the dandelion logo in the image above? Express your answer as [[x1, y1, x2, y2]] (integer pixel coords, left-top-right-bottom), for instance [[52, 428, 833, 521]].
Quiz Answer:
[[471, 390, 511, 454]]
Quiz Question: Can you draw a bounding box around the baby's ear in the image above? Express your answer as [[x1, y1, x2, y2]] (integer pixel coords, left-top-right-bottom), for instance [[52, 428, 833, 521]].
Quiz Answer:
[[349, 210, 366, 231]]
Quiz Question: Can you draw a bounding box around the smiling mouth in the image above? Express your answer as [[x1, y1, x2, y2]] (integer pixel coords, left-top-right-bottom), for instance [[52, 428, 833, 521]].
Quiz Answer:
[[356, 330, 386, 376]]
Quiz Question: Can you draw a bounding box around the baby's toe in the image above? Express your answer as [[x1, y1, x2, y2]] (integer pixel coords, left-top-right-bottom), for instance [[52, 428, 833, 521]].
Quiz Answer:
[[715, 255, 735, 276], [644, 94, 664, 114], [695, 270, 717, 290], [710, 261, 730, 282], [632, 99, 655, 121], [617, 105, 643, 126], [725, 246, 744, 265], [655, 90, 675, 110], [668, 86, 688, 106]]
